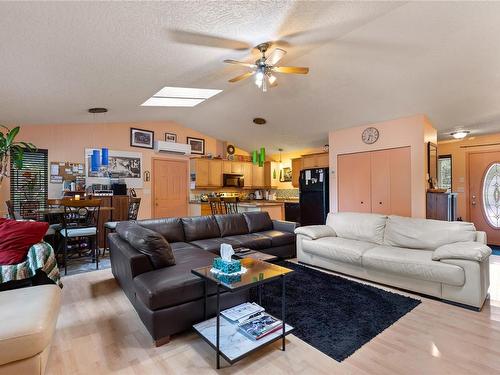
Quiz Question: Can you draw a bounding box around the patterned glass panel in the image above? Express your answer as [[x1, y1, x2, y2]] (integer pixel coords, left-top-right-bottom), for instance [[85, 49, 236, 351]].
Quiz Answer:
[[483, 163, 500, 228]]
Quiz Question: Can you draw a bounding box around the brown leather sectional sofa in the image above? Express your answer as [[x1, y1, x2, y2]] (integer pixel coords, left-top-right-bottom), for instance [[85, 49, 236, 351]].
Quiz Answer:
[[108, 211, 298, 345]]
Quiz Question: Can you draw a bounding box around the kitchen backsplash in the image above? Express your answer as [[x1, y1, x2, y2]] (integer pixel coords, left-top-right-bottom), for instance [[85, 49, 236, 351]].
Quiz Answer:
[[275, 189, 299, 199]]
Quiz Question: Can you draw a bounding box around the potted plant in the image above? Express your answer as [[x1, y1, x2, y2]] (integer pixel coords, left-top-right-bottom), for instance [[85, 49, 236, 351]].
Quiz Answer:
[[0, 125, 36, 187]]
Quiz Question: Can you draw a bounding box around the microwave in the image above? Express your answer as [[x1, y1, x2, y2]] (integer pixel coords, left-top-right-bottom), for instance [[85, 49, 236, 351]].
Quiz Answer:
[[223, 173, 244, 187]]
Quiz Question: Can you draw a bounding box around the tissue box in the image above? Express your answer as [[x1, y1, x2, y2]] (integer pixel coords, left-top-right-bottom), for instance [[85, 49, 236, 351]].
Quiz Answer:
[[212, 257, 241, 274]]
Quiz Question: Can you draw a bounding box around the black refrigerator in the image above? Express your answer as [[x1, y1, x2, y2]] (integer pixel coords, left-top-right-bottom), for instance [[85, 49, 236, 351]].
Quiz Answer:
[[299, 168, 329, 226]]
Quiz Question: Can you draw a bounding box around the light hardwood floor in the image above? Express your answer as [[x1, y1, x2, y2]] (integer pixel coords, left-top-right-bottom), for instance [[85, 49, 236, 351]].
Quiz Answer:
[[46, 257, 500, 374]]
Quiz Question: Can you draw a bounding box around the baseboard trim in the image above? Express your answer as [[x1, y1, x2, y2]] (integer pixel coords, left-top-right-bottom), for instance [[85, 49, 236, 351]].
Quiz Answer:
[[297, 261, 484, 312]]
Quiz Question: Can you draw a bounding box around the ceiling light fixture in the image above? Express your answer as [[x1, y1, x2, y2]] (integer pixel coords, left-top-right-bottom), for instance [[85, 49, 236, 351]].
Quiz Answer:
[[141, 86, 222, 107], [450, 130, 470, 139], [253, 118, 266, 125], [88, 107, 108, 113]]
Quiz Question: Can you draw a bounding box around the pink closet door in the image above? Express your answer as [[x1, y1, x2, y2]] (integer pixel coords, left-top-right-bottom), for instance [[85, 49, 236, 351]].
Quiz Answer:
[[389, 147, 411, 217], [371, 150, 391, 214], [337, 152, 371, 213]]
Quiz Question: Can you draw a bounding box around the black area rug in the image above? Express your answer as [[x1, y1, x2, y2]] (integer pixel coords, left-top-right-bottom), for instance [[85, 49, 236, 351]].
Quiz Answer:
[[253, 261, 421, 362]]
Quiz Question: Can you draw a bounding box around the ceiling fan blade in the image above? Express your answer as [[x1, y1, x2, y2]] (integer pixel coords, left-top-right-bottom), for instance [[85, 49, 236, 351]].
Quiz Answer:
[[223, 59, 256, 68], [228, 71, 254, 83], [168, 30, 251, 50], [265, 48, 287, 66], [272, 66, 309, 74]]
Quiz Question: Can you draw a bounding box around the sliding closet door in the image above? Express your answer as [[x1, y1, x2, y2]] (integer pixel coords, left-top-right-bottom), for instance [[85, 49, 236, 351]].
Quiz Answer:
[[389, 147, 412, 217], [337, 152, 371, 213], [370, 150, 391, 214]]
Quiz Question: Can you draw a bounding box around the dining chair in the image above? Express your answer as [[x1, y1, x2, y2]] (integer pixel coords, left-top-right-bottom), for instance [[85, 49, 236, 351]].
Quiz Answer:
[[222, 197, 239, 214], [5, 200, 22, 220], [59, 199, 101, 275], [103, 197, 142, 256], [208, 197, 226, 215]]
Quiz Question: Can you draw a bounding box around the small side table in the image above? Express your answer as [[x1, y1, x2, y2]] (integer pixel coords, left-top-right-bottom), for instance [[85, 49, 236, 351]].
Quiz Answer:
[[233, 248, 279, 263], [192, 258, 294, 369]]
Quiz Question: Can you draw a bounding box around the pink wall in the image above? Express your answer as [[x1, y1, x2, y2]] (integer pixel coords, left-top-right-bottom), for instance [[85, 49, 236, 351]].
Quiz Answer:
[[0, 121, 222, 219], [329, 114, 437, 218]]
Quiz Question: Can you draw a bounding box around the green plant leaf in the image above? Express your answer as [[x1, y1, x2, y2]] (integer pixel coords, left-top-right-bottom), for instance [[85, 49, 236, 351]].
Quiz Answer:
[[6, 127, 20, 145]]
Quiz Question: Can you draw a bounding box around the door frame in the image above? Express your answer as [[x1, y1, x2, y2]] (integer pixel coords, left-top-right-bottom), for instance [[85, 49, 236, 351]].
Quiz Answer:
[[151, 156, 190, 218]]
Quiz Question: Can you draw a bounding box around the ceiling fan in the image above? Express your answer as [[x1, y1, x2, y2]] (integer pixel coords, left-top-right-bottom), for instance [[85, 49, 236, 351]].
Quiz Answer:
[[224, 42, 309, 92]]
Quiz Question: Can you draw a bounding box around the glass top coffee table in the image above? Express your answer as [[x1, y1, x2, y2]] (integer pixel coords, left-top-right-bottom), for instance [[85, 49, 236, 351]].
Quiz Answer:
[[191, 258, 294, 369]]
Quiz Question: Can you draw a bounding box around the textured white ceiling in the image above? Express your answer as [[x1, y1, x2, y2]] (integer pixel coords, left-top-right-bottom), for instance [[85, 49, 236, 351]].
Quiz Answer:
[[1, 1, 500, 152]]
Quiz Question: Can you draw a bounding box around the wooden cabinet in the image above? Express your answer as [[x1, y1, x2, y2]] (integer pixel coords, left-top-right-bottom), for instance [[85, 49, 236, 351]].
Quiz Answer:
[[223, 161, 242, 174], [242, 162, 253, 187], [302, 153, 329, 169], [264, 161, 278, 188], [252, 164, 265, 187], [337, 147, 411, 216], [292, 158, 302, 188], [208, 160, 222, 186], [201, 203, 212, 216], [192, 159, 222, 187], [426, 192, 457, 221]]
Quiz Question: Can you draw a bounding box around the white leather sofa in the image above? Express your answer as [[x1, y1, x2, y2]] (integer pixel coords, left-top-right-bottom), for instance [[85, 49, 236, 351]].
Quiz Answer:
[[295, 212, 491, 310], [0, 285, 61, 374]]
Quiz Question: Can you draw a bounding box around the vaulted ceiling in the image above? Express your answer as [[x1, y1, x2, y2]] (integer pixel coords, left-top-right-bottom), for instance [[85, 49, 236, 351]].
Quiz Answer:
[[1, 1, 500, 153]]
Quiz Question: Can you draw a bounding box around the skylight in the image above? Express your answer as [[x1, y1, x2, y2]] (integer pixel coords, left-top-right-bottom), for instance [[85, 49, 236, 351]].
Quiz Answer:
[[141, 86, 222, 107]]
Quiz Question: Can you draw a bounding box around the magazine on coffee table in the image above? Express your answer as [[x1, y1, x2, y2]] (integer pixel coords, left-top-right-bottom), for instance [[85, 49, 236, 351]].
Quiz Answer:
[[238, 313, 282, 340], [221, 302, 264, 322]]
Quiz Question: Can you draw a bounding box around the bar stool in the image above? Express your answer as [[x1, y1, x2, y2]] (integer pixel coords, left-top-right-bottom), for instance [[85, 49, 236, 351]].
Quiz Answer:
[[103, 197, 141, 256]]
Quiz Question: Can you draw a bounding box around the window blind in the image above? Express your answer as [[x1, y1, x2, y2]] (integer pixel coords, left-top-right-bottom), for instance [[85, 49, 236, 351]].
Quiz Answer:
[[10, 149, 48, 220]]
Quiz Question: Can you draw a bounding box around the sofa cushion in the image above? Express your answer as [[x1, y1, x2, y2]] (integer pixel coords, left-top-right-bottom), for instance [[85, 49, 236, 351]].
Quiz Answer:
[[242, 212, 273, 233], [0, 285, 61, 366], [170, 242, 201, 252], [116, 222, 175, 268], [302, 237, 377, 266], [189, 237, 242, 254], [258, 230, 296, 247], [362, 245, 465, 286], [133, 247, 219, 310], [326, 212, 387, 244], [295, 225, 336, 240], [0, 219, 49, 265], [137, 217, 185, 243], [222, 233, 273, 250], [432, 242, 492, 262], [181, 216, 221, 242], [384, 215, 476, 250], [214, 214, 249, 237]]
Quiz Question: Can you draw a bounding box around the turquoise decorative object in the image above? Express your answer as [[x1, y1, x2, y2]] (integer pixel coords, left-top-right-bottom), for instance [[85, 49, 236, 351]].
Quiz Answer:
[[216, 273, 242, 284], [252, 150, 258, 164], [212, 257, 241, 274]]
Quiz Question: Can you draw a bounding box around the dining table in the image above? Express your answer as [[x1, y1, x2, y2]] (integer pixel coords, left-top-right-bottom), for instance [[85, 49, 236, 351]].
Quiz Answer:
[[35, 206, 114, 215]]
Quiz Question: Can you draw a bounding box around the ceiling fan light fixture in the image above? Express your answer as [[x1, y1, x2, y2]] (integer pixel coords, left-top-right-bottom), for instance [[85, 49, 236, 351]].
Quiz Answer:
[[255, 70, 264, 88], [268, 74, 277, 85]]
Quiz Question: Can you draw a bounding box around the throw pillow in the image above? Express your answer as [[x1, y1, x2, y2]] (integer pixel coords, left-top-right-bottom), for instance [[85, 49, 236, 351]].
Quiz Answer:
[[116, 222, 175, 268], [0, 218, 49, 265]]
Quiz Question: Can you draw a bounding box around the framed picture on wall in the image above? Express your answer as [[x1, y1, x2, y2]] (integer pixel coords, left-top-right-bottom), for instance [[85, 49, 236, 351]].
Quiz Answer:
[[187, 137, 205, 155], [165, 132, 177, 143], [130, 128, 154, 149]]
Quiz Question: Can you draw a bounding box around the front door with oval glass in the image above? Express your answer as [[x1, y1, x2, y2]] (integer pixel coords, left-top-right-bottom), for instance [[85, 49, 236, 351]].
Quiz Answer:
[[469, 151, 500, 245]]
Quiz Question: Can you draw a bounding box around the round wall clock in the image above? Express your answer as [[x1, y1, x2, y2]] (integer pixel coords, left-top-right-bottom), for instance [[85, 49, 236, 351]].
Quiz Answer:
[[226, 144, 235, 155], [361, 127, 379, 144]]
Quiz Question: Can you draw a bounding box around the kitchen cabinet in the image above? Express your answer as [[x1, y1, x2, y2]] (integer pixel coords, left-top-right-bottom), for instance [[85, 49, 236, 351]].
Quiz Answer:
[[208, 159, 223, 186], [191, 159, 222, 188], [264, 161, 278, 188], [252, 164, 265, 187], [337, 147, 411, 216], [302, 153, 329, 169], [223, 161, 242, 174], [242, 162, 253, 187], [291, 158, 302, 188]]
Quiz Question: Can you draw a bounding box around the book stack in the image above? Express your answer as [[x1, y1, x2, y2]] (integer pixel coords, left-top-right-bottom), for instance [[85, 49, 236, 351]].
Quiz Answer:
[[221, 302, 282, 341]]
